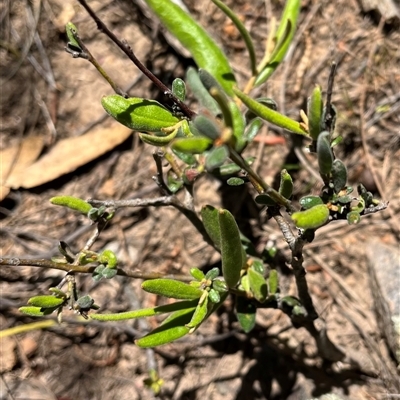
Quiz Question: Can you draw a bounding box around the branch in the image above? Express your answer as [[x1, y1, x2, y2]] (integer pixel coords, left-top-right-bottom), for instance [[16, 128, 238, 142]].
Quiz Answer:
[[76, 0, 195, 119], [0, 257, 192, 282]]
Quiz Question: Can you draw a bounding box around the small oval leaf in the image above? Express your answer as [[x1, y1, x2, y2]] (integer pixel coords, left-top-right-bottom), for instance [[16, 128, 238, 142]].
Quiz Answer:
[[291, 204, 330, 230], [331, 159, 348, 193], [219, 209, 245, 288], [28, 295, 65, 309], [50, 196, 92, 214], [235, 296, 256, 333], [201, 205, 221, 249], [172, 137, 213, 154], [299, 195, 324, 210], [317, 131, 333, 175], [142, 279, 203, 299]]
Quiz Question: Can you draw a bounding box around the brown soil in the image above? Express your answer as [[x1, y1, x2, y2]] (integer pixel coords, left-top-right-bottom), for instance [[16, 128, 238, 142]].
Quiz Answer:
[[1, 0, 399, 399]]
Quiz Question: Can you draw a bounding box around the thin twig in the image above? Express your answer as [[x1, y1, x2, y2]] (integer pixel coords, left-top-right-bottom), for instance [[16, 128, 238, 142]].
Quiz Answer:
[[77, 0, 195, 119], [0, 257, 192, 282]]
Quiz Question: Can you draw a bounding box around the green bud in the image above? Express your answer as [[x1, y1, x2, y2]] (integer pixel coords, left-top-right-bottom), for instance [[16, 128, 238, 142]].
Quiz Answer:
[[278, 169, 293, 199], [190, 268, 205, 281]]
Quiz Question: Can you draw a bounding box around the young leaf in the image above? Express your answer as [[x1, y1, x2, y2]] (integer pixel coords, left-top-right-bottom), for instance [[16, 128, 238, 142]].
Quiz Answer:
[[190, 268, 205, 281], [235, 296, 256, 333], [347, 211, 361, 225], [193, 114, 221, 140], [172, 137, 213, 154], [50, 196, 92, 214], [28, 296, 66, 309], [317, 131, 334, 175], [233, 88, 308, 136], [172, 78, 186, 101], [145, 0, 236, 95], [102, 95, 179, 132], [268, 269, 279, 295], [19, 306, 56, 316], [219, 209, 245, 288], [139, 129, 178, 147], [227, 177, 245, 186], [299, 195, 324, 210], [65, 22, 81, 50], [331, 159, 348, 193], [243, 118, 263, 145], [201, 205, 221, 249], [291, 204, 330, 230], [205, 145, 229, 171], [248, 268, 268, 303], [185, 67, 220, 116], [308, 85, 323, 140], [142, 279, 203, 300], [278, 169, 293, 199], [186, 294, 209, 330]]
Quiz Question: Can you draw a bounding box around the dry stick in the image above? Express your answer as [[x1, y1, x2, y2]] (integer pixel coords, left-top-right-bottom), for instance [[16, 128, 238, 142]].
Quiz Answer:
[[0, 257, 192, 282], [77, 0, 195, 119]]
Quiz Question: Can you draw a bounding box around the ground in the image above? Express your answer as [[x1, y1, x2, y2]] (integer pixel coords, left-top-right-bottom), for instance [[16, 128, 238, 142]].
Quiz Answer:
[[0, 0, 399, 399]]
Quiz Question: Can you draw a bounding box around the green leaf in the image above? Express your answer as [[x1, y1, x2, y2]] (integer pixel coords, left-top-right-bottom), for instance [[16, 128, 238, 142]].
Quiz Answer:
[[317, 131, 334, 175], [248, 268, 268, 302], [208, 288, 220, 303], [347, 211, 361, 225], [65, 22, 81, 50], [219, 209, 245, 288], [145, 0, 236, 95], [227, 177, 245, 186], [135, 307, 194, 348], [235, 296, 256, 333], [185, 67, 220, 116], [243, 118, 263, 144], [268, 269, 279, 295], [331, 159, 348, 193], [211, 0, 257, 75], [99, 250, 118, 269], [172, 136, 213, 154], [308, 85, 323, 140], [139, 128, 179, 146], [172, 78, 186, 101], [201, 205, 221, 249], [91, 300, 198, 321], [142, 279, 203, 300], [28, 296, 65, 309], [254, 194, 276, 206], [172, 148, 197, 165], [299, 195, 324, 210], [255, 0, 300, 85], [101, 95, 179, 132], [205, 267, 220, 280], [193, 114, 221, 140], [190, 268, 205, 281], [205, 145, 229, 171], [229, 101, 246, 151], [278, 169, 293, 199], [233, 88, 308, 136], [19, 306, 56, 316], [186, 294, 209, 330], [50, 196, 92, 214], [291, 204, 330, 230]]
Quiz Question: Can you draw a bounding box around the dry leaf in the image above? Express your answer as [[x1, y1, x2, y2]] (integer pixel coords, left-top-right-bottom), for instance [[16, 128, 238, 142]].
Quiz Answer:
[[1, 136, 45, 201], [6, 123, 131, 189]]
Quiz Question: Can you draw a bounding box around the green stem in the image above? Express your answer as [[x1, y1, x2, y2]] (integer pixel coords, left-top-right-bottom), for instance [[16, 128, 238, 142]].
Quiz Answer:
[[229, 149, 295, 212]]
